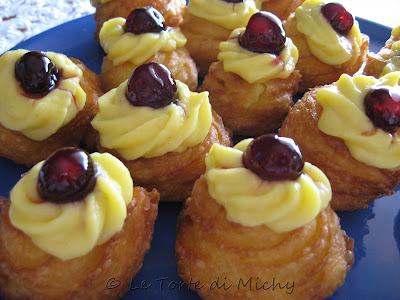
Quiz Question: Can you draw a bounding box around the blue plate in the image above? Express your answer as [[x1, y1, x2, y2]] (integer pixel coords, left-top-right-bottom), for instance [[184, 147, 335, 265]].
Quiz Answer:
[[2, 15, 400, 300]]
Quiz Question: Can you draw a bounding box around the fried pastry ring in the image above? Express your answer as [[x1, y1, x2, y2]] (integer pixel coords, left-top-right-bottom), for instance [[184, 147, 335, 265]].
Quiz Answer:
[[93, 0, 185, 36], [260, 0, 305, 21], [200, 62, 301, 136], [95, 112, 231, 201], [365, 29, 400, 77], [365, 53, 388, 78], [284, 14, 369, 92], [100, 47, 198, 92], [280, 90, 400, 211], [180, 11, 232, 76], [176, 177, 354, 300], [0, 187, 159, 300], [0, 59, 101, 167]]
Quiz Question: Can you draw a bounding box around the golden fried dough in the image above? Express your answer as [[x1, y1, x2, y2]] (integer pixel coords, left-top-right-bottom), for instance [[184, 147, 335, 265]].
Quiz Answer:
[[100, 47, 198, 92], [96, 112, 231, 201], [280, 90, 400, 211], [176, 177, 353, 299], [261, 0, 305, 20], [180, 10, 232, 76], [0, 187, 159, 300], [94, 0, 185, 36], [365, 31, 400, 77], [0, 59, 101, 167], [364, 52, 388, 78], [200, 62, 301, 136], [284, 14, 369, 92], [383, 29, 400, 47]]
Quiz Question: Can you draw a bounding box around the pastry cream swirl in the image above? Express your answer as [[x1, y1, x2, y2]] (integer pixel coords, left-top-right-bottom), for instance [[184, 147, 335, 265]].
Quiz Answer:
[[91, 80, 212, 160], [392, 25, 400, 39], [0, 49, 86, 141], [205, 139, 331, 233], [9, 152, 133, 261], [316, 72, 400, 169], [295, 0, 363, 65], [187, 0, 258, 30], [381, 41, 400, 76], [218, 28, 299, 83], [99, 17, 186, 66]]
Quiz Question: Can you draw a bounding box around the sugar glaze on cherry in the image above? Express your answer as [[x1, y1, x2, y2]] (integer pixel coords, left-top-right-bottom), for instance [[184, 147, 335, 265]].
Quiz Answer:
[[364, 87, 400, 133], [242, 134, 305, 181], [239, 11, 286, 55], [37, 148, 97, 204], [15, 51, 61, 97], [126, 62, 177, 109], [321, 3, 354, 35], [124, 6, 166, 35]]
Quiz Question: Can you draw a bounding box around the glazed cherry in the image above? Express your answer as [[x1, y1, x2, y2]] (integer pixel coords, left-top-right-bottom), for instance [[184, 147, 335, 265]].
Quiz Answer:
[[242, 134, 304, 181], [239, 11, 286, 54], [124, 6, 166, 34], [126, 62, 177, 109], [15, 51, 60, 97], [321, 3, 354, 35], [364, 88, 400, 133], [37, 148, 97, 204]]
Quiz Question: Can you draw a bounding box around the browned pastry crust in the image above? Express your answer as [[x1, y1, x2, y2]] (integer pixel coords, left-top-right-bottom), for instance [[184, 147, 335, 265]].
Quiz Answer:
[[176, 177, 354, 300], [365, 31, 400, 77], [200, 62, 301, 136], [365, 52, 388, 78], [0, 187, 159, 300], [284, 14, 369, 93], [94, 112, 231, 201], [93, 0, 185, 36], [180, 9, 232, 76], [100, 47, 198, 92], [261, 0, 305, 21], [0, 59, 101, 167], [280, 90, 400, 211]]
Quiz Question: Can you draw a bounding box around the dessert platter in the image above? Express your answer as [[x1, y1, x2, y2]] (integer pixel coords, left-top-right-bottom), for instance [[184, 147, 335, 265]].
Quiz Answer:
[[0, 0, 399, 299]]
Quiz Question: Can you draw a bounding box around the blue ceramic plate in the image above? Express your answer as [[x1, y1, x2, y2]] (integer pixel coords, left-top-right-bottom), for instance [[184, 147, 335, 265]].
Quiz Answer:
[[2, 15, 399, 300]]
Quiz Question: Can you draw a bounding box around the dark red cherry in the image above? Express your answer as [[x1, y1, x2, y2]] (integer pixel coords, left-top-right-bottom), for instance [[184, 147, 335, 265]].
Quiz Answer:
[[364, 88, 400, 133], [38, 148, 97, 204], [243, 134, 304, 181], [126, 62, 177, 109], [239, 11, 286, 54], [124, 6, 166, 34], [321, 3, 354, 35], [15, 51, 60, 97], [223, 0, 244, 3]]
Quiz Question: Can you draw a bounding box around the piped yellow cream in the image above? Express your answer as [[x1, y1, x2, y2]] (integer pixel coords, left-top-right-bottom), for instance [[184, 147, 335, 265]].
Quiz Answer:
[[218, 27, 298, 83], [316, 72, 400, 169], [381, 41, 400, 76], [99, 17, 186, 66], [0, 49, 86, 141], [295, 0, 363, 65], [187, 0, 258, 30], [9, 152, 133, 261], [91, 80, 212, 160], [205, 139, 331, 233], [392, 25, 400, 39]]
